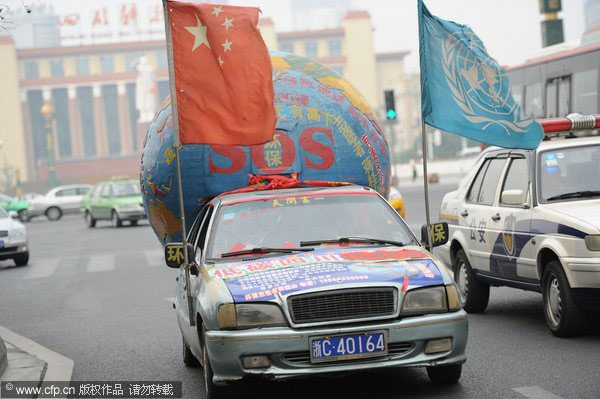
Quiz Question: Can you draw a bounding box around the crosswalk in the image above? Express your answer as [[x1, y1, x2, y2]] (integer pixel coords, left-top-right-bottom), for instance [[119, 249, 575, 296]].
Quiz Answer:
[[19, 249, 165, 280]]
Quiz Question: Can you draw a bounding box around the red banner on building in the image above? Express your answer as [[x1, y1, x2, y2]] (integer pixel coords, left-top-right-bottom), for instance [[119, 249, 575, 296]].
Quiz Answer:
[[165, 1, 276, 145]]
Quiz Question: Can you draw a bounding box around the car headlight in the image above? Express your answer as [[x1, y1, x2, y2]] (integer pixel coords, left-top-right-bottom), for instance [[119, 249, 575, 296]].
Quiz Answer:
[[401, 286, 448, 316], [585, 235, 600, 251], [218, 303, 287, 329], [10, 228, 27, 239]]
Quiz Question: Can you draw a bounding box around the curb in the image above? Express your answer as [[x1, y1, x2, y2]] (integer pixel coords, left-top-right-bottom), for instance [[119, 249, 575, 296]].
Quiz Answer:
[[0, 336, 6, 377]]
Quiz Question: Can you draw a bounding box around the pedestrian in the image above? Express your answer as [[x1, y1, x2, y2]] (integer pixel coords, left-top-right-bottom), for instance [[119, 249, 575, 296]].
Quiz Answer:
[[410, 158, 417, 181]]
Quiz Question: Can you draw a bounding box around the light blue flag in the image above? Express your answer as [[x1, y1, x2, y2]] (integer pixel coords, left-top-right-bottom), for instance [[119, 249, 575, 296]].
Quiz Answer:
[[418, 0, 543, 149]]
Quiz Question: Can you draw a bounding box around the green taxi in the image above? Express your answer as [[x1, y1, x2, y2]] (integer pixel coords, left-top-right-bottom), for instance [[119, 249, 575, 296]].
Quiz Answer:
[[81, 179, 146, 228], [0, 193, 30, 222]]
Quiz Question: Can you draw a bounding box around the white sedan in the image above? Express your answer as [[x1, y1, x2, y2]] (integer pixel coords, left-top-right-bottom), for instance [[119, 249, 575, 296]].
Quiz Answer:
[[28, 184, 92, 221], [0, 207, 29, 266]]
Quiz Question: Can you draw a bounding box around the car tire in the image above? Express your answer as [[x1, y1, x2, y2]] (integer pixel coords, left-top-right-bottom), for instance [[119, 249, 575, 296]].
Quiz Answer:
[[45, 206, 62, 221], [453, 249, 489, 313], [201, 324, 232, 399], [542, 260, 588, 337], [111, 211, 122, 228], [426, 364, 462, 384], [85, 211, 96, 228], [182, 337, 199, 367], [18, 209, 30, 222], [14, 252, 29, 267]]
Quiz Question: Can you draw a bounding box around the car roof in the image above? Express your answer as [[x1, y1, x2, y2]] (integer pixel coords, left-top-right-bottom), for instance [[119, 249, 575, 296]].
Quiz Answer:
[[536, 135, 600, 151], [214, 185, 376, 206], [49, 184, 92, 191]]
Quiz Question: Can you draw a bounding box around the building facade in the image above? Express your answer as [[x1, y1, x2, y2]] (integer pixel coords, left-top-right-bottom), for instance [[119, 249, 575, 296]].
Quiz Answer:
[[1, 9, 411, 187]]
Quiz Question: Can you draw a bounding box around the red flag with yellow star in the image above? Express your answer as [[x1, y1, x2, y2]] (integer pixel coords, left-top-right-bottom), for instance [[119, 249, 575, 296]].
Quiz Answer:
[[164, 1, 276, 145]]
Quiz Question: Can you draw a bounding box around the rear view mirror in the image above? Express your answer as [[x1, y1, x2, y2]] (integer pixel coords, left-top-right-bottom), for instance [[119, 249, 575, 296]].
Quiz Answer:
[[421, 222, 449, 248], [501, 189, 527, 206], [164, 242, 195, 268]]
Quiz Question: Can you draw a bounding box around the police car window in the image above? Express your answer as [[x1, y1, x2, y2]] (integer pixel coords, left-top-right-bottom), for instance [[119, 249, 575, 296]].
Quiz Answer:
[[501, 158, 528, 205], [477, 158, 506, 206], [466, 159, 489, 203]]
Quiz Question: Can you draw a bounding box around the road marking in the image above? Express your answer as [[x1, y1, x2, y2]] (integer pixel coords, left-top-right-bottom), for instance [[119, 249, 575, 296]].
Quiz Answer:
[[144, 249, 163, 267], [0, 325, 73, 385], [23, 259, 60, 279], [513, 386, 563, 399], [86, 255, 115, 273]]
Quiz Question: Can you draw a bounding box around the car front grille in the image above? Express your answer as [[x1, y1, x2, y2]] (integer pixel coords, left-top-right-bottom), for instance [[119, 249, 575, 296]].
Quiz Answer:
[[281, 342, 413, 366], [288, 287, 397, 324]]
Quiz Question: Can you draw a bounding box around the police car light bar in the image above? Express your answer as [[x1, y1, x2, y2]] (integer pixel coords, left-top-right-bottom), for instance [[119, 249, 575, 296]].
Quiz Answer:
[[538, 113, 600, 134]]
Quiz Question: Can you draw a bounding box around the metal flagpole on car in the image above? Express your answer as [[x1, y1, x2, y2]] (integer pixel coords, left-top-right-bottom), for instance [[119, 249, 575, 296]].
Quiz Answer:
[[420, 121, 432, 249], [162, 0, 195, 327]]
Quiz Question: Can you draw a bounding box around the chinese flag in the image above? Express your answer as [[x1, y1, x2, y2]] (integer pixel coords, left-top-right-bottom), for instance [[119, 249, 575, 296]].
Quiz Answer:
[[165, 1, 276, 145]]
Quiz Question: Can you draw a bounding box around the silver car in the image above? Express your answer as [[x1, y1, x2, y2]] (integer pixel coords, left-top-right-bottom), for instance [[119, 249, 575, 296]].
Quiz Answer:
[[165, 185, 467, 398], [28, 184, 92, 221]]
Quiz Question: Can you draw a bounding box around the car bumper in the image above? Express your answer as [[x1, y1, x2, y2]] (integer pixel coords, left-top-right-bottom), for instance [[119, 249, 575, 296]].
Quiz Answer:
[[115, 210, 147, 220], [0, 242, 28, 259], [562, 256, 600, 288], [205, 310, 468, 385]]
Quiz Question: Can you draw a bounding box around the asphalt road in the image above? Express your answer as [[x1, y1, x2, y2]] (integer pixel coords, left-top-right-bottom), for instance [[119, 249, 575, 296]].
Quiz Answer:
[[1, 192, 599, 398]]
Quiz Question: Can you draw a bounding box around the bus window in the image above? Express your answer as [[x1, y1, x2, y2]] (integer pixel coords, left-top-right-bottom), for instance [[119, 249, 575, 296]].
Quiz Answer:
[[546, 80, 557, 118], [525, 82, 543, 118], [573, 69, 598, 115], [558, 76, 571, 117]]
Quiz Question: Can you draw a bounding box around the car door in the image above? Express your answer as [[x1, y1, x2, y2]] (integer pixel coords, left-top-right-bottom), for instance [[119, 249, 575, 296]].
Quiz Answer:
[[176, 204, 212, 346], [489, 154, 537, 282], [460, 156, 508, 273], [56, 188, 79, 213]]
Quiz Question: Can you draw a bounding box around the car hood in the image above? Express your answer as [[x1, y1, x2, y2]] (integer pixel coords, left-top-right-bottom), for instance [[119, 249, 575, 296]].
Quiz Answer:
[[544, 199, 600, 233], [207, 246, 445, 303], [0, 217, 22, 230]]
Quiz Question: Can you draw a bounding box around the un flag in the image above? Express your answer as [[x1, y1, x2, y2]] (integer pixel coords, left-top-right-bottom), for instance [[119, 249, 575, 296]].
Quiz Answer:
[[418, 0, 543, 150]]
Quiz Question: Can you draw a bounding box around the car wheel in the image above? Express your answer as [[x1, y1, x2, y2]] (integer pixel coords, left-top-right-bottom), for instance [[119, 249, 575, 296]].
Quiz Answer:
[[453, 249, 489, 313], [182, 337, 199, 367], [85, 211, 96, 228], [18, 209, 30, 222], [45, 206, 62, 221], [111, 211, 122, 228], [201, 324, 232, 399], [542, 260, 588, 337], [14, 252, 29, 267], [426, 364, 462, 384]]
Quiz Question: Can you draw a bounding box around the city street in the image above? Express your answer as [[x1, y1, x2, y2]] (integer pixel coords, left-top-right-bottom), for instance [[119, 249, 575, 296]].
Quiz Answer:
[[1, 186, 598, 398]]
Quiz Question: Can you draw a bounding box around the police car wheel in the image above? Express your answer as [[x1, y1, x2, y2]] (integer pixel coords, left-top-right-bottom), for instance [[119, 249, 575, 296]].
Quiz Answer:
[[182, 337, 199, 367], [426, 364, 462, 384], [201, 324, 233, 399], [454, 249, 489, 313], [542, 261, 588, 337]]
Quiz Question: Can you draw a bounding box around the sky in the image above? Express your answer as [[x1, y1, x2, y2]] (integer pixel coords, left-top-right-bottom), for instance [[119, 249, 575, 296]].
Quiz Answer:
[[8, 0, 587, 71]]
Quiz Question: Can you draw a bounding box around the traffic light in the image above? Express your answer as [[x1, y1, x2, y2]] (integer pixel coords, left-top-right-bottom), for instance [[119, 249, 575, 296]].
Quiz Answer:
[[384, 90, 397, 121]]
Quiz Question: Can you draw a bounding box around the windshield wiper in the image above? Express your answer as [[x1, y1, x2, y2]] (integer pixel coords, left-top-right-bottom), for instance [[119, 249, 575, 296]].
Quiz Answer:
[[546, 190, 600, 201], [300, 237, 407, 247], [221, 247, 315, 258]]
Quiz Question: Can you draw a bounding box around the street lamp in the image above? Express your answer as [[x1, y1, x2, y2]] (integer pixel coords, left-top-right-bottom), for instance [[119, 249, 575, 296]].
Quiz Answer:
[[40, 102, 58, 188]]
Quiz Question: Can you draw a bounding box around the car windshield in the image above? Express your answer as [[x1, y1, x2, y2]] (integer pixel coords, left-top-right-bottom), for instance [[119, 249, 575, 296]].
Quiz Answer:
[[539, 144, 600, 202], [112, 182, 140, 197], [206, 192, 415, 259]]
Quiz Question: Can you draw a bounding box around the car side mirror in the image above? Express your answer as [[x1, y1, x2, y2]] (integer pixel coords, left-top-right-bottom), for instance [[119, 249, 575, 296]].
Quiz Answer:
[[8, 210, 18, 219], [421, 222, 449, 249], [164, 242, 196, 268], [501, 189, 527, 206]]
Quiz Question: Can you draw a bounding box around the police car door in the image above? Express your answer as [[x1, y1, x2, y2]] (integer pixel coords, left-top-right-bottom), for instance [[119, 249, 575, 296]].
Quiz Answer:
[[461, 156, 507, 272], [489, 153, 536, 282]]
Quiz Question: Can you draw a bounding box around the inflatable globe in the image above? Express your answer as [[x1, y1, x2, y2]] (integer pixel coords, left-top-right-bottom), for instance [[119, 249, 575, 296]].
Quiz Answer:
[[141, 51, 391, 245]]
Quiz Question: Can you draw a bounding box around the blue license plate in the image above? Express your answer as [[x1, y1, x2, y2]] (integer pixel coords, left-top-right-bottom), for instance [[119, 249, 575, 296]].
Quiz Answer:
[[309, 331, 388, 363]]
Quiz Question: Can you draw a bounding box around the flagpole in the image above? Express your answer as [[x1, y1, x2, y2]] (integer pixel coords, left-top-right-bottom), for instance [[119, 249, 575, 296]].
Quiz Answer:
[[420, 121, 432, 249], [163, 0, 194, 327]]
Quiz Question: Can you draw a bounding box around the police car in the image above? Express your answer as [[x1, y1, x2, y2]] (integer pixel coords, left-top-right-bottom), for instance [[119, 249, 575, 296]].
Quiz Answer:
[[438, 135, 600, 337]]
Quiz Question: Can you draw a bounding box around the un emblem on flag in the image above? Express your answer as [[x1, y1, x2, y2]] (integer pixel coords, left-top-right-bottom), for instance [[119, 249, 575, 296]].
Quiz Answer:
[[441, 32, 534, 133]]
